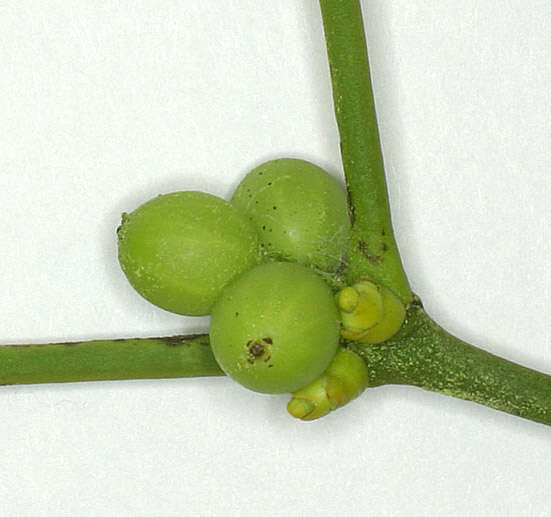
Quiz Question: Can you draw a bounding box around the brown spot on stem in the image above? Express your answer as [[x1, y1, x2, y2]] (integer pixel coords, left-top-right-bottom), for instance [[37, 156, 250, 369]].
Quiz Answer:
[[358, 240, 382, 264], [346, 190, 355, 225], [410, 297, 424, 309], [162, 337, 189, 347], [160, 334, 208, 347]]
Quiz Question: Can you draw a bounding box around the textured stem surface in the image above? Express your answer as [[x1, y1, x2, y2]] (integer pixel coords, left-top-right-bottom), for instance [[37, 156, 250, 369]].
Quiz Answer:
[[319, 0, 412, 303], [3, 320, 550, 427], [356, 306, 551, 426], [0, 335, 222, 386]]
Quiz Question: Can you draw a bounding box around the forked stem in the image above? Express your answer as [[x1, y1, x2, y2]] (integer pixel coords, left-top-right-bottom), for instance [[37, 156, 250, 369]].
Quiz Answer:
[[319, 0, 551, 426]]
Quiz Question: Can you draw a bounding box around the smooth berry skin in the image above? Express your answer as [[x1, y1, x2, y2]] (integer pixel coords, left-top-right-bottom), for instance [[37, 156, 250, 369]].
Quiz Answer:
[[117, 191, 260, 316], [231, 159, 350, 272], [209, 262, 340, 394]]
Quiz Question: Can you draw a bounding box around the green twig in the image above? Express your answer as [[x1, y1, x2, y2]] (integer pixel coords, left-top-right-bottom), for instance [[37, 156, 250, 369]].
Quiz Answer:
[[355, 306, 551, 426], [319, 0, 412, 303], [0, 335, 222, 386], [320, 0, 551, 427]]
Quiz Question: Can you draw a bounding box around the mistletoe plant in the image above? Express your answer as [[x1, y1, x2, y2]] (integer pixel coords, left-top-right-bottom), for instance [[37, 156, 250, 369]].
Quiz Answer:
[[2, 0, 551, 426]]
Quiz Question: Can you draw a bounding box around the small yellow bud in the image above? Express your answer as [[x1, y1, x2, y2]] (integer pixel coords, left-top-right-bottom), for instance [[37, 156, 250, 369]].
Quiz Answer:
[[337, 279, 406, 345], [354, 287, 406, 344], [287, 348, 369, 421], [336, 280, 383, 334], [287, 398, 316, 420], [336, 287, 360, 313]]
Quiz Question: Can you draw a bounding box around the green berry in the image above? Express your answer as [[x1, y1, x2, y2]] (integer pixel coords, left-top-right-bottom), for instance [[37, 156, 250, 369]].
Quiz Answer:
[[117, 191, 260, 316], [231, 158, 350, 272], [209, 262, 340, 393]]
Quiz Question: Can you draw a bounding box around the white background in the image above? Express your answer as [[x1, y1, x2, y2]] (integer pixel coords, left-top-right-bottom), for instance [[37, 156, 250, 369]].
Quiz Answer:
[[1, 1, 551, 515]]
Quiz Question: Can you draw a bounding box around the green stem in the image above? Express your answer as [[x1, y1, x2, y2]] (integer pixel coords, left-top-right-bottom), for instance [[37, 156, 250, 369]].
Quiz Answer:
[[0, 335, 222, 386], [355, 306, 551, 426], [319, 0, 412, 303], [320, 1, 551, 426], [3, 319, 550, 427]]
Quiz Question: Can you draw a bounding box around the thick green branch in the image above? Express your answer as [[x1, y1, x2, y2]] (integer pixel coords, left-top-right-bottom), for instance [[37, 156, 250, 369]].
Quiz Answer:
[[355, 306, 551, 426], [319, 0, 412, 303], [0, 335, 222, 386]]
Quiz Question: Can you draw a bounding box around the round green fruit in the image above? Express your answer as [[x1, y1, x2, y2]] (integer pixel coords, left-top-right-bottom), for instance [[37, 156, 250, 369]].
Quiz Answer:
[[117, 191, 260, 316], [231, 158, 350, 272], [209, 262, 340, 393]]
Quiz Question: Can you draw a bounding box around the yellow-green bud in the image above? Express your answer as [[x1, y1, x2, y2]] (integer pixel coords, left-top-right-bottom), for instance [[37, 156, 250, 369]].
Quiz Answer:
[[335, 280, 383, 334], [335, 287, 360, 313], [287, 377, 333, 421], [287, 348, 369, 421], [337, 279, 406, 344], [354, 287, 406, 344]]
